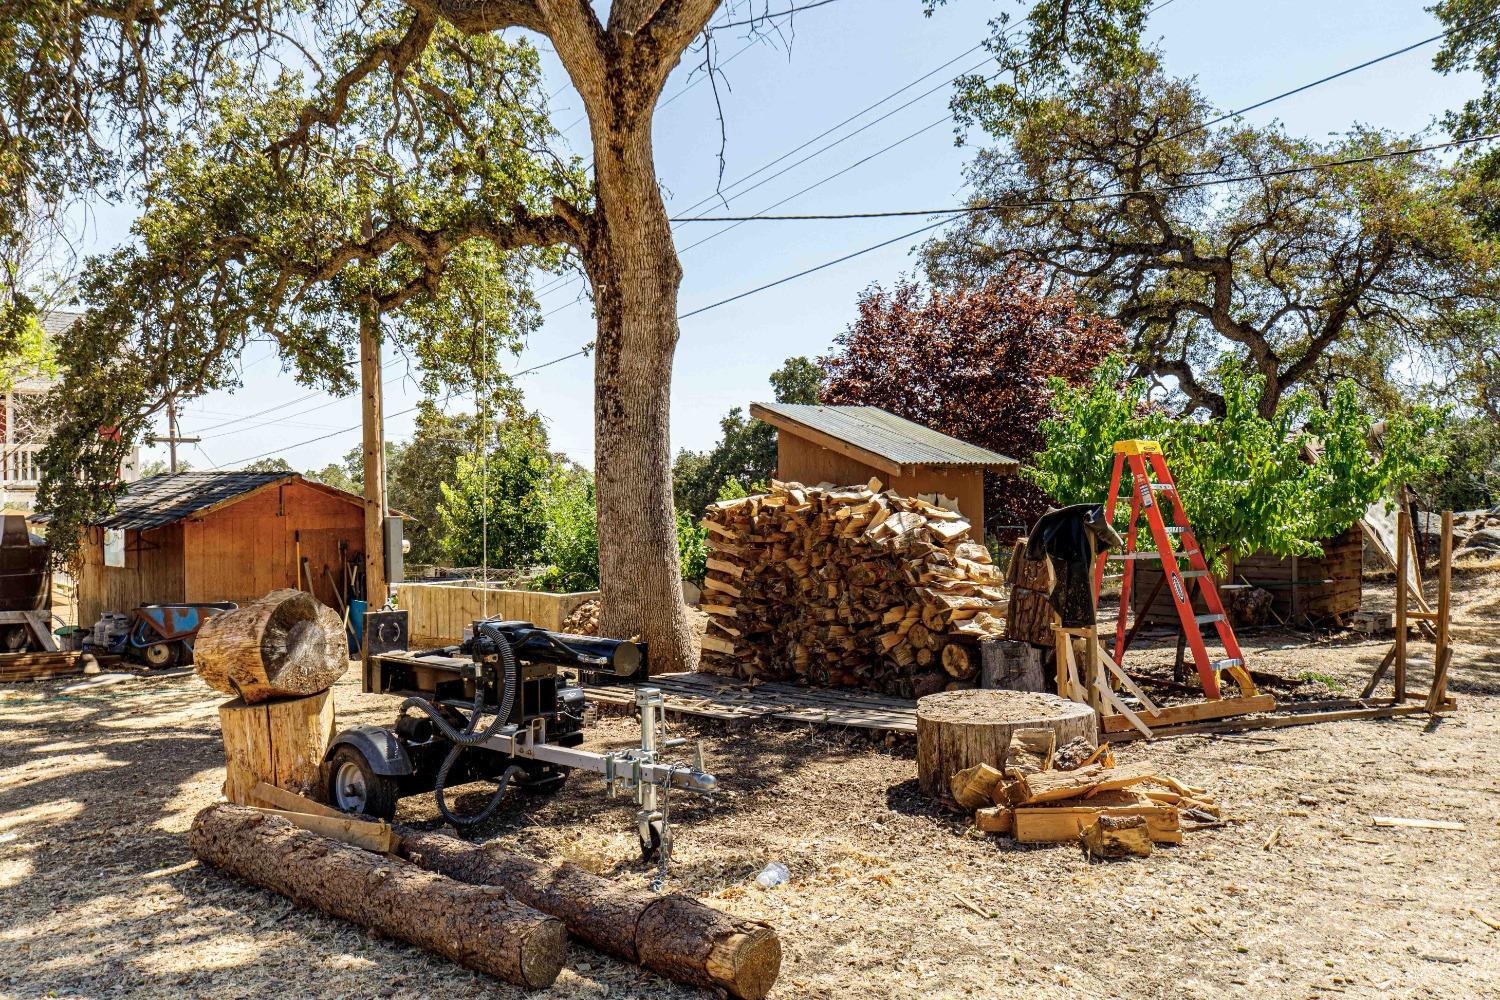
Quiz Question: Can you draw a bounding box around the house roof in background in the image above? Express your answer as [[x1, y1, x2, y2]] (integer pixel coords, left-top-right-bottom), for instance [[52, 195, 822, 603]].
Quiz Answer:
[[749, 402, 1018, 475], [39, 310, 84, 339], [32, 471, 362, 531]]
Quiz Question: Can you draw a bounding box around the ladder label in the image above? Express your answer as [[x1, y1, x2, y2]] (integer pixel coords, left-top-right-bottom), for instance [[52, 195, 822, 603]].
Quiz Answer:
[[1136, 480, 1154, 508], [1169, 573, 1186, 604]]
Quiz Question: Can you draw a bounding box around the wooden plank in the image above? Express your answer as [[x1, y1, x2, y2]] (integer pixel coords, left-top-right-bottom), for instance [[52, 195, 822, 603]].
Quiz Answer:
[[247, 806, 400, 853], [1013, 804, 1181, 844], [1371, 816, 1465, 831], [1427, 511, 1454, 712], [1104, 702, 1435, 741], [1100, 693, 1276, 734], [249, 780, 347, 819]]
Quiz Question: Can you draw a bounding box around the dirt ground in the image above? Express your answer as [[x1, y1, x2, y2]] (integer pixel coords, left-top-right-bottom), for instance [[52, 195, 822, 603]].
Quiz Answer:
[[2, 572, 1498, 1000]]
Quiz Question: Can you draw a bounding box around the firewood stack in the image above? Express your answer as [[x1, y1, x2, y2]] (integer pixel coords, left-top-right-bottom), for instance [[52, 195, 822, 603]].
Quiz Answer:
[[697, 479, 1008, 697], [946, 731, 1221, 854]]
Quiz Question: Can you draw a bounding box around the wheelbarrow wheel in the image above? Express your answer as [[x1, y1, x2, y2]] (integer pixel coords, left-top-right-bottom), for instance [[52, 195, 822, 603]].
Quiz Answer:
[[142, 641, 179, 668]]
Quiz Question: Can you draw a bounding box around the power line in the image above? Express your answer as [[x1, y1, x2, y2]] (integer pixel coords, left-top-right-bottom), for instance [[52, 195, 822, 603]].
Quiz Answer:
[[1171, 9, 1500, 143], [670, 134, 1500, 222], [715, 0, 849, 30], [531, 40, 993, 300], [215, 350, 591, 466]]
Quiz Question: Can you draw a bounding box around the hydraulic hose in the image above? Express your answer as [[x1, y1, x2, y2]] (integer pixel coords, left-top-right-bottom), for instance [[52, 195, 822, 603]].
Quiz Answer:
[[397, 622, 522, 825]]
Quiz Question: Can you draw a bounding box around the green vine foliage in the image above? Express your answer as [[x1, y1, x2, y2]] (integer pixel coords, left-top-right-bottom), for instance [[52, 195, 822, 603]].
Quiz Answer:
[[1028, 357, 1440, 570]]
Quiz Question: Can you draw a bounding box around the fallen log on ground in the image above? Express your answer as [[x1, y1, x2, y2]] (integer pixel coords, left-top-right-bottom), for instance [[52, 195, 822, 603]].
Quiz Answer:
[[195, 589, 347, 703], [189, 804, 565, 988], [399, 829, 781, 1000]]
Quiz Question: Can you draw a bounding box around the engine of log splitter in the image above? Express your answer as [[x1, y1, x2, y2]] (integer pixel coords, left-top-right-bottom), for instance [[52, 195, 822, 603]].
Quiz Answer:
[[325, 611, 716, 864]]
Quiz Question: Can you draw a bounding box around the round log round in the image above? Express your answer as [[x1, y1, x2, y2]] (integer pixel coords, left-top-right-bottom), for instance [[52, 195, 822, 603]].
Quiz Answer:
[[915, 689, 1096, 798]]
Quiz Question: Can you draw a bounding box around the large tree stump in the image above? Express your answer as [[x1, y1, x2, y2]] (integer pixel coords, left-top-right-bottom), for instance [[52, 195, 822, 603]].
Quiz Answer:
[[189, 804, 565, 988], [219, 690, 335, 804], [195, 589, 348, 703], [399, 830, 781, 1000], [916, 689, 1096, 799]]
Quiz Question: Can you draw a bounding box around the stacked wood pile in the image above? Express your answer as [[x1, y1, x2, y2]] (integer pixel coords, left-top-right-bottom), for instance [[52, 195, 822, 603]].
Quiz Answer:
[[945, 729, 1221, 854], [698, 479, 1008, 697], [560, 598, 602, 636], [0, 651, 116, 682]]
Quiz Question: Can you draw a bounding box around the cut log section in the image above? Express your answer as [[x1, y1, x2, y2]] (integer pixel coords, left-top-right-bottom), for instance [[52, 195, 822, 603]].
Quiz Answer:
[[916, 689, 1096, 799], [195, 589, 348, 703], [219, 690, 335, 804], [188, 804, 566, 988], [399, 830, 781, 1000]]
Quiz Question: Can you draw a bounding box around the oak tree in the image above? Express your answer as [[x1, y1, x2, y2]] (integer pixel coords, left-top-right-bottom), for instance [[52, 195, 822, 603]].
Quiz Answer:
[[928, 53, 1500, 417]]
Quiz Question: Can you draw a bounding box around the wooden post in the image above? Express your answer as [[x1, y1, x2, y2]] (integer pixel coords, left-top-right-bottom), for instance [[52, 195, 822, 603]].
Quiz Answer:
[[1393, 509, 1409, 703], [1427, 511, 1454, 712], [360, 303, 387, 612]]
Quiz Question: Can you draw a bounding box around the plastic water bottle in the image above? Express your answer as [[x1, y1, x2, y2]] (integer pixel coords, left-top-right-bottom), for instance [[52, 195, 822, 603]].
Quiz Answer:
[[754, 862, 790, 889]]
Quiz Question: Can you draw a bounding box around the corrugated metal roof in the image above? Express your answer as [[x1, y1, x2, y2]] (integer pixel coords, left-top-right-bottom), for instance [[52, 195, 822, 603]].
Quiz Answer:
[[751, 403, 1017, 469], [36, 472, 309, 530]]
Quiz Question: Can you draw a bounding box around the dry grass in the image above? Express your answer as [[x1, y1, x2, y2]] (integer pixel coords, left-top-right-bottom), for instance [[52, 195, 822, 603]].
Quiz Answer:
[[2, 574, 1498, 999]]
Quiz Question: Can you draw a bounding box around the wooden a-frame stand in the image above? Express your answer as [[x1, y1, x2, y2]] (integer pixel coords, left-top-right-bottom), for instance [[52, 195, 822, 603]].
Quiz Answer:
[[1360, 509, 1458, 712]]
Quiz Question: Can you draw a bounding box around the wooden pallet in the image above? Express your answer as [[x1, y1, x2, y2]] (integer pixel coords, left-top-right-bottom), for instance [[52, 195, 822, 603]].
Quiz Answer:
[[584, 671, 919, 734]]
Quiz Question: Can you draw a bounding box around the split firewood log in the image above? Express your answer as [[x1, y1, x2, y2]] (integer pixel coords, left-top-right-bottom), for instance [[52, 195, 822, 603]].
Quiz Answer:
[[188, 804, 565, 988], [399, 830, 781, 1000], [1080, 814, 1154, 858], [195, 589, 348, 703]]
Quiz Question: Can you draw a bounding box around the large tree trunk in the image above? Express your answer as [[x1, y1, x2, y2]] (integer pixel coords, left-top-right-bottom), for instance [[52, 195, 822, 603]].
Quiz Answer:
[[587, 115, 694, 673], [399, 829, 782, 999], [189, 804, 566, 988]]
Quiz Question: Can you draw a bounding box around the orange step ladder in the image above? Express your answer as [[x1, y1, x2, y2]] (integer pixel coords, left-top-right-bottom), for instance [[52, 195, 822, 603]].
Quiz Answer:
[[1091, 441, 1256, 700]]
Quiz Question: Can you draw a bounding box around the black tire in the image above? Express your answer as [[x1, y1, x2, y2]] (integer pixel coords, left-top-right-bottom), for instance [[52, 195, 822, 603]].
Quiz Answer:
[[326, 745, 400, 821]]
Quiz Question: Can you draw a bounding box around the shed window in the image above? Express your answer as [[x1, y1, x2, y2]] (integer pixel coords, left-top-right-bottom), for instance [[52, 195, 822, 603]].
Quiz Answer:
[[104, 528, 126, 568]]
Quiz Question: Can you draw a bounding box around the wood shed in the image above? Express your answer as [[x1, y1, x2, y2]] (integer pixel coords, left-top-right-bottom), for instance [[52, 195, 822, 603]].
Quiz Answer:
[[749, 402, 1016, 529], [1130, 523, 1364, 626], [43, 472, 367, 629]]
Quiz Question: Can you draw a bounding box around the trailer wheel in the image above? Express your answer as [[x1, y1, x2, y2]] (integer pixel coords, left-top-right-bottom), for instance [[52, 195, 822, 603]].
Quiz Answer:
[[327, 745, 399, 821]]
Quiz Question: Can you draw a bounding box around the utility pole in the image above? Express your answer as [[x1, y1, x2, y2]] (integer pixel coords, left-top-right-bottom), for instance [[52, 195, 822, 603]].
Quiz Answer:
[[360, 301, 387, 611], [145, 398, 200, 472]]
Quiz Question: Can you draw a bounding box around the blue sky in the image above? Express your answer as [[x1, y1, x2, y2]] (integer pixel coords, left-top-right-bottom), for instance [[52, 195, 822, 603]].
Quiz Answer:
[[113, 0, 1476, 473]]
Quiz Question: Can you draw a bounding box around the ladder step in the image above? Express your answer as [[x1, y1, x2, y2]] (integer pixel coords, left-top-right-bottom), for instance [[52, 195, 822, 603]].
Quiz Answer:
[[1151, 483, 1175, 492], [1164, 526, 1186, 534], [1210, 658, 1244, 671], [1193, 613, 1225, 625], [1108, 552, 1162, 561], [1180, 569, 1209, 579]]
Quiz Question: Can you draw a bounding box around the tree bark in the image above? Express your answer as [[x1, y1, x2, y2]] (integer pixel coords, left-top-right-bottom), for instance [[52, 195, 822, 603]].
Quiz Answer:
[[585, 94, 694, 671], [399, 829, 781, 999], [195, 589, 348, 703], [189, 804, 567, 988]]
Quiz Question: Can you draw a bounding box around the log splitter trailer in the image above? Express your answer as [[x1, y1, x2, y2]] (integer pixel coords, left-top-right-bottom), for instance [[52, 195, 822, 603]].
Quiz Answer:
[[325, 611, 717, 865]]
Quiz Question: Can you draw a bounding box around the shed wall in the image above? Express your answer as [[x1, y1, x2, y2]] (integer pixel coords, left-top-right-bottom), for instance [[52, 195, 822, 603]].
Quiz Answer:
[[1128, 523, 1364, 625], [77, 480, 364, 627], [78, 523, 185, 628], [183, 481, 364, 611]]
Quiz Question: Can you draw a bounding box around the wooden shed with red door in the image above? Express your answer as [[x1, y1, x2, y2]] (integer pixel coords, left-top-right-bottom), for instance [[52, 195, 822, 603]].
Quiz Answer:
[[48, 471, 367, 629], [749, 402, 1017, 531]]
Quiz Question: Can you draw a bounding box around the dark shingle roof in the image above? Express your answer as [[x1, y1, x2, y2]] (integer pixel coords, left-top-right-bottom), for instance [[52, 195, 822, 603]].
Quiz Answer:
[[750, 403, 1017, 470], [40, 472, 302, 530], [39, 310, 84, 339]]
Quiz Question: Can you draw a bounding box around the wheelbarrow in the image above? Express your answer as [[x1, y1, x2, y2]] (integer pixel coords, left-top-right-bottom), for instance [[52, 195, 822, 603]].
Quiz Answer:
[[126, 602, 237, 668]]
